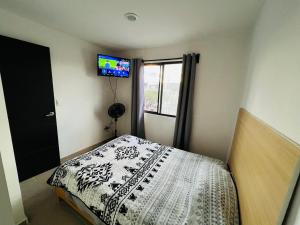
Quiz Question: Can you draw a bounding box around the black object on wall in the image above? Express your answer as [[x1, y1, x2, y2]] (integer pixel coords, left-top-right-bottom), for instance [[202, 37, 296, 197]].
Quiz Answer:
[[108, 103, 125, 137], [0, 35, 60, 181]]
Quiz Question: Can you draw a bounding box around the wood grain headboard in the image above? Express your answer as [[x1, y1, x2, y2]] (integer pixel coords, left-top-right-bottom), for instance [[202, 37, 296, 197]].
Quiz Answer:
[[229, 108, 300, 225]]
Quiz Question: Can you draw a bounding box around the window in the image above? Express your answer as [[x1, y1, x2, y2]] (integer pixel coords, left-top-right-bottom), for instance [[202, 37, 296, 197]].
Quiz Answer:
[[144, 62, 182, 117]]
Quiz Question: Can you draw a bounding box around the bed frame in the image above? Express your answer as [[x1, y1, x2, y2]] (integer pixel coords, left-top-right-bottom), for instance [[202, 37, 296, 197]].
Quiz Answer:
[[54, 108, 300, 225], [54, 187, 96, 224], [229, 108, 300, 225]]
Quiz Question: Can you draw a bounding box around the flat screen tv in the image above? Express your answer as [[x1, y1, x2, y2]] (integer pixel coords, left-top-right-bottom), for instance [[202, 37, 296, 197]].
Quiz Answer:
[[97, 54, 130, 78]]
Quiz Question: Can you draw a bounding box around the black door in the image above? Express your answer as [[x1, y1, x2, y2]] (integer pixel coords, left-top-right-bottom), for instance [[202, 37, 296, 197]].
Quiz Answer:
[[0, 35, 60, 181]]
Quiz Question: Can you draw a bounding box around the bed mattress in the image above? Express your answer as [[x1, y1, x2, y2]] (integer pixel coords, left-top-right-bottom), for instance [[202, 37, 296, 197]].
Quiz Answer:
[[48, 135, 239, 225]]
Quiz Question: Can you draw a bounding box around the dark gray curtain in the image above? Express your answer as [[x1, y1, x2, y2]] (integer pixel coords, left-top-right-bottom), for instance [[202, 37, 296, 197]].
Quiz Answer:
[[173, 53, 199, 150], [131, 58, 145, 138]]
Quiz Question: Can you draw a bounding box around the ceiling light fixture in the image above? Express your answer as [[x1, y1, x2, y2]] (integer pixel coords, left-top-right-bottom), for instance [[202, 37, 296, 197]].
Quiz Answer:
[[124, 12, 138, 22]]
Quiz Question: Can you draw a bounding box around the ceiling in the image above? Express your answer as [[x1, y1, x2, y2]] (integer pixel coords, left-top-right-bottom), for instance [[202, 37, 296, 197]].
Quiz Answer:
[[0, 0, 264, 50]]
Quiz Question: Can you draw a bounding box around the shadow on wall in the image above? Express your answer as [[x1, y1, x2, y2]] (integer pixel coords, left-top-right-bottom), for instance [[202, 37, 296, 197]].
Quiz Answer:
[[94, 103, 115, 138], [285, 179, 300, 225], [117, 101, 130, 135], [80, 47, 98, 77], [113, 75, 132, 135]]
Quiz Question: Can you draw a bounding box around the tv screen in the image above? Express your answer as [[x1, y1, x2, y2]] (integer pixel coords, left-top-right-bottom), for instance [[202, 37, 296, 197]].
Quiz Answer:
[[97, 54, 130, 78]]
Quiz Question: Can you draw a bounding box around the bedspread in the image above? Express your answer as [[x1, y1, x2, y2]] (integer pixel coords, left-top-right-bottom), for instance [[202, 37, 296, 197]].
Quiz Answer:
[[48, 135, 239, 225]]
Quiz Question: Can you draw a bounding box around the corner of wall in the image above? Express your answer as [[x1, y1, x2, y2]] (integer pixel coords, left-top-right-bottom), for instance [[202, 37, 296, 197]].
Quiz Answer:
[[0, 76, 27, 224]]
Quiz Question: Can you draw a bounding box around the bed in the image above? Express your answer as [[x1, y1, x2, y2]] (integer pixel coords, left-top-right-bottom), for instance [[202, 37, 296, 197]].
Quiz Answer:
[[48, 135, 238, 225], [47, 109, 300, 225]]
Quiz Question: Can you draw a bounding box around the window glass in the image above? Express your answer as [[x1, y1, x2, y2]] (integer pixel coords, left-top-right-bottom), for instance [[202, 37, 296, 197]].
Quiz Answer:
[[144, 65, 160, 112], [143, 62, 182, 117], [161, 64, 182, 116]]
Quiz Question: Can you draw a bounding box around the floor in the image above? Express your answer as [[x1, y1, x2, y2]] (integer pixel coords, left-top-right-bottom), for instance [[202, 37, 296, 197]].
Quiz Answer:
[[19, 139, 112, 225], [20, 168, 89, 225]]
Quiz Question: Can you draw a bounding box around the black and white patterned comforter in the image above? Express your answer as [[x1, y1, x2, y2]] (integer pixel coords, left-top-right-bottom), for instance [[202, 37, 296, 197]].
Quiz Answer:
[[47, 135, 239, 225]]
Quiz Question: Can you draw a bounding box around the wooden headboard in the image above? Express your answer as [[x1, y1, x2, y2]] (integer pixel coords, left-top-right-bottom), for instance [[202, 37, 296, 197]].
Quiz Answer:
[[229, 108, 300, 225]]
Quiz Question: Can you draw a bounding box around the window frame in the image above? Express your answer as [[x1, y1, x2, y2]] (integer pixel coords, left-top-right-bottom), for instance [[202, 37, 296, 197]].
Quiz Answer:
[[144, 61, 182, 118]]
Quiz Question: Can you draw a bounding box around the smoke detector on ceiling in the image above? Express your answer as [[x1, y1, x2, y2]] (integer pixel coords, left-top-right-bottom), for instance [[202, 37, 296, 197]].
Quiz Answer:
[[124, 13, 138, 22]]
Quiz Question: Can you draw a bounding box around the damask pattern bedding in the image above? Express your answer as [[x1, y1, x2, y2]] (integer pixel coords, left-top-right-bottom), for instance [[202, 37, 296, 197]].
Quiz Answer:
[[47, 135, 239, 225]]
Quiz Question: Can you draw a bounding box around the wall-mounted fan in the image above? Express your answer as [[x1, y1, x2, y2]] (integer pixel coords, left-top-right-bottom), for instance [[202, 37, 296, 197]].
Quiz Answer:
[[108, 103, 125, 137]]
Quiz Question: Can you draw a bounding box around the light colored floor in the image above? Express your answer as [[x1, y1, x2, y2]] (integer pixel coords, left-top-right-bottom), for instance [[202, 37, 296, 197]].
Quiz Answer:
[[20, 168, 89, 225]]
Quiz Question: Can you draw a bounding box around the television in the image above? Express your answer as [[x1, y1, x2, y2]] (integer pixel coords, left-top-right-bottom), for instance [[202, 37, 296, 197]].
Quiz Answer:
[[97, 54, 130, 78]]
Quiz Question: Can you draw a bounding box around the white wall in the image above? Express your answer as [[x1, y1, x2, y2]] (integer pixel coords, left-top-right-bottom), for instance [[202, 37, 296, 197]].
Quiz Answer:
[[115, 31, 250, 161], [144, 113, 175, 146], [241, 0, 300, 224], [0, 153, 15, 225], [0, 8, 114, 224], [0, 77, 26, 224], [242, 0, 300, 145], [0, 8, 114, 159]]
